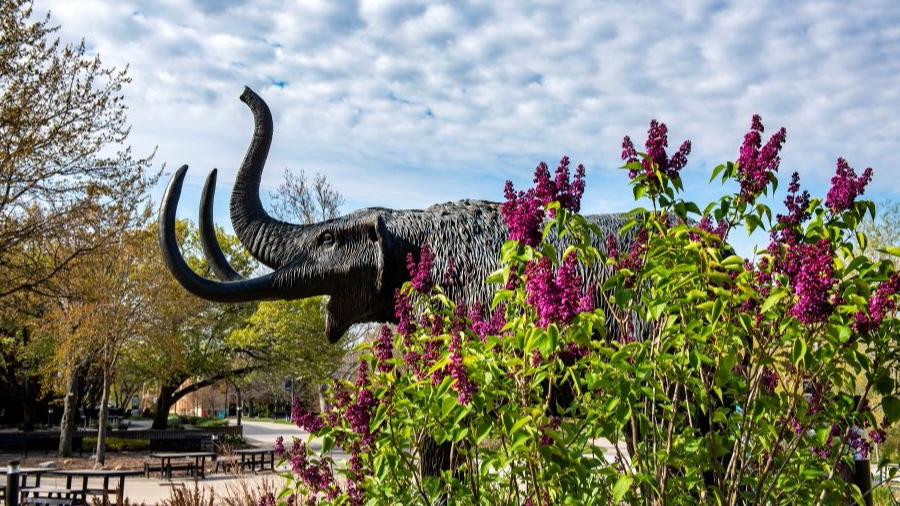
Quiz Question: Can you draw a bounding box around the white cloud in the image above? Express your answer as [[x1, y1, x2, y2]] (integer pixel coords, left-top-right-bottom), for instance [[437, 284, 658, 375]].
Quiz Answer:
[[38, 0, 900, 234]]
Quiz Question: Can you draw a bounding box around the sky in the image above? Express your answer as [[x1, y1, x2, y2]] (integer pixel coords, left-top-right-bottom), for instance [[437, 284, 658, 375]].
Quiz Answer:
[[41, 0, 900, 255]]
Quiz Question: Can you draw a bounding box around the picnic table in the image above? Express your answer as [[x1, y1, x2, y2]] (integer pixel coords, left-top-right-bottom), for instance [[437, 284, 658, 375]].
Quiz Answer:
[[234, 448, 276, 472], [147, 452, 217, 479], [20, 469, 142, 506], [1, 467, 53, 502]]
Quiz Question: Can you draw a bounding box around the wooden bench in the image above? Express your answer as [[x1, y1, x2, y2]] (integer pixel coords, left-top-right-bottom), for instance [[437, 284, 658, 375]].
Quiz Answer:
[[214, 455, 240, 474], [21, 487, 86, 505], [144, 460, 195, 478]]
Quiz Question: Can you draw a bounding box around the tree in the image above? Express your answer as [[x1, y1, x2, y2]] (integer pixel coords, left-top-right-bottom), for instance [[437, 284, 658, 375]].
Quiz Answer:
[[129, 221, 265, 429], [0, 0, 156, 307], [230, 299, 347, 413], [270, 168, 345, 225], [860, 200, 899, 265], [40, 222, 161, 461]]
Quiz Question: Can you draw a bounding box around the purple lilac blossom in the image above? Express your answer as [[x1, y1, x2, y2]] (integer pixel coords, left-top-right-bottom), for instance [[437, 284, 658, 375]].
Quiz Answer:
[[825, 158, 873, 214], [292, 397, 324, 433], [502, 157, 587, 245], [848, 429, 871, 460], [394, 289, 414, 337], [470, 303, 507, 341], [736, 115, 787, 203], [347, 442, 365, 506], [621, 120, 691, 185], [696, 215, 729, 241], [605, 233, 620, 261], [406, 244, 434, 292], [854, 274, 900, 335], [770, 172, 811, 247], [540, 417, 561, 446], [533, 157, 587, 215], [274, 436, 285, 457], [761, 369, 778, 394], [501, 180, 544, 247], [449, 331, 477, 405], [777, 239, 836, 325], [374, 324, 394, 373], [525, 254, 592, 328]]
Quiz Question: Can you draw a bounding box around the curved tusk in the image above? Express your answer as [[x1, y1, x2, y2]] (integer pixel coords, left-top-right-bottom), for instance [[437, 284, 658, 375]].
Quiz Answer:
[[158, 165, 280, 303], [200, 168, 244, 282]]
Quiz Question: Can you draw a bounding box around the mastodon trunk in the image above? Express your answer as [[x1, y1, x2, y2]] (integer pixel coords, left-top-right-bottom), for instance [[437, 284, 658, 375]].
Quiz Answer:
[[230, 87, 302, 269]]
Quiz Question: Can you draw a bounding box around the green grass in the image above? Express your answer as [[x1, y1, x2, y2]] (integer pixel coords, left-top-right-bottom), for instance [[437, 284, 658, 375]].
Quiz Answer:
[[243, 416, 294, 425], [82, 437, 149, 452], [193, 417, 228, 428]]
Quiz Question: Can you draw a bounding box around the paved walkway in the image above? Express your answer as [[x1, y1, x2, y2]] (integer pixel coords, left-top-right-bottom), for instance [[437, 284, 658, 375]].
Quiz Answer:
[[31, 471, 287, 505], [236, 418, 350, 462]]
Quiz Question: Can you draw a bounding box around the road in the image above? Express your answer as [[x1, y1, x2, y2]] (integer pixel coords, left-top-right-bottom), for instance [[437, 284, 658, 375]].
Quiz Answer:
[[235, 418, 349, 462]]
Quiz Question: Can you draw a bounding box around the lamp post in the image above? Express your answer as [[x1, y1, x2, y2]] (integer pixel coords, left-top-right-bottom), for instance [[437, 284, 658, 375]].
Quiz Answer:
[[6, 460, 21, 506]]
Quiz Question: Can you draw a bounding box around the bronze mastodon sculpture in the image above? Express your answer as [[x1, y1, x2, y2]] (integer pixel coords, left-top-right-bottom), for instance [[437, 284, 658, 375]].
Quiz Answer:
[[159, 87, 631, 342]]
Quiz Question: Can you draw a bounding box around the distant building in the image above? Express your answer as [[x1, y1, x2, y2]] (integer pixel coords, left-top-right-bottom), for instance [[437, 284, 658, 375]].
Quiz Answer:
[[172, 380, 230, 418]]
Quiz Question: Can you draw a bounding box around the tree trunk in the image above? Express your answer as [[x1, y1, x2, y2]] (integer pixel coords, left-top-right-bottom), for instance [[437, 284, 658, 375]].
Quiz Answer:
[[151, 384, 178, 430], [59, 370, 82, 457], [21, 380, 35, 431], [236, 386, 242, 426], [318, 383, 327, 413], [95, 371, 111, 465]]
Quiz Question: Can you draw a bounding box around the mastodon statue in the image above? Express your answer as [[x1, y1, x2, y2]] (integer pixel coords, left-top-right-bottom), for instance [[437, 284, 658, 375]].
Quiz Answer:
[[158, 87, 629, 342]]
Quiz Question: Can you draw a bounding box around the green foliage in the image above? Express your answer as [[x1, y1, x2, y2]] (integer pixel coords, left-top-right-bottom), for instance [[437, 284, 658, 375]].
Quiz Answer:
[[230, 298, 346, 388], [276, 139, 898, 504], [82, 437, 149, 452]]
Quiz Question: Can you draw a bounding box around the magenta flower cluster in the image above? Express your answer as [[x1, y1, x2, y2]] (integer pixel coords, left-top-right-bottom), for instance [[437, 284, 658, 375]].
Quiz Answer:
[[469, 303, 506, 341], [448, 331, 476, 405], [533, 156, 586, 215], [347, 362, 376, 445], [825, 157, 873, 214], [282, 437, 339, 501], [501, 157, 587, 246], [291, 396, 324, 433], [621, 119, 691, 183], [854, 274, 900, 335], [524, 254, 594, 328], [779, 239, 836, 325], [394, 289, 415, 337], [540, 416, 561, 446], [374, 324, 394, 373], [502, 180, 545, 247], [736, 115, 786, 203], [771, 172, 811, 247], [696, 215, 729, 241], [406, 244, 435, 292], [607, 228, 649, 278]]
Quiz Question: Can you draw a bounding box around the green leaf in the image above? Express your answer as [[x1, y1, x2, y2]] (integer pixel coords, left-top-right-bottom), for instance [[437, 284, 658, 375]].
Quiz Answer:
[[475, 421, 492, 444], [441, 395, 457, 420], [883, 396, 900, 423], [760, 291, 787, 313], [791, 337, 807, 366], [879, 246, 900, 257], [612, 475, 633, 502], [633, 184, 648, 201], [540, 324, 559, 356], [709, 164, 726, 183], [874, 373, 895, 396]]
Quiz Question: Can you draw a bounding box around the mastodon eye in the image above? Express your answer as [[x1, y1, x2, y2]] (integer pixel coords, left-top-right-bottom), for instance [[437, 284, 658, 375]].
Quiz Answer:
[[319, 231, 335, 247]]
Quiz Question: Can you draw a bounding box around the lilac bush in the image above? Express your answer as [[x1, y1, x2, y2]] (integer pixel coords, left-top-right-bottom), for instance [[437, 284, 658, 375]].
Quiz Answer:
[[274, 118, 898, 505]]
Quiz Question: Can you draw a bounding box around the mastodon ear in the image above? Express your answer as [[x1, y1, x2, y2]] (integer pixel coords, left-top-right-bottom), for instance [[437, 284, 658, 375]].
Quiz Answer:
[[367, 214, 391, 294]]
